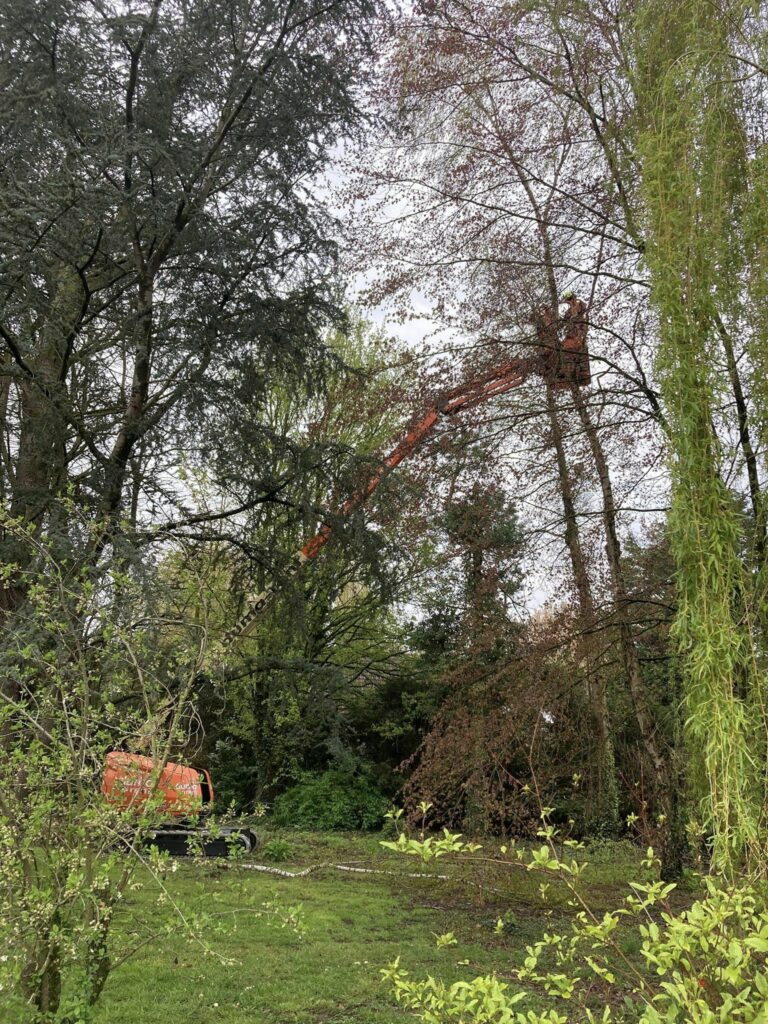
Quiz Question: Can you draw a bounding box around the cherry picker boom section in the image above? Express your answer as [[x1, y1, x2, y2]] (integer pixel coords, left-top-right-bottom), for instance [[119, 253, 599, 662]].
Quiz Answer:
[[228, 356, 534, 640], [229, 301, 590, 641]]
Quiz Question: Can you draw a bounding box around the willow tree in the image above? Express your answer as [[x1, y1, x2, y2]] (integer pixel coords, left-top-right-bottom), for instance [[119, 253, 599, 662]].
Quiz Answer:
[[743, 20, 768, 585], [634, 0, 767, 872]]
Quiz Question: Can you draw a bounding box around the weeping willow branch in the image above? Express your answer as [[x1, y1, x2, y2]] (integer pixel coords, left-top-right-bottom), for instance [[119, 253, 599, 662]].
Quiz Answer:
[[634, 0, 767, 874]]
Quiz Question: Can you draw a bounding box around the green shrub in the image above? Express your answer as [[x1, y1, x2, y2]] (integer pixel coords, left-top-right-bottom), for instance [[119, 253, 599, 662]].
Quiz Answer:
[[208, 739, 259, 811], [381, 813, 768, 1023], [271, 768, 389, 831], [260, 837, 294, 862], [385, 875, 768, 1023], [380, 812, 401, 839]]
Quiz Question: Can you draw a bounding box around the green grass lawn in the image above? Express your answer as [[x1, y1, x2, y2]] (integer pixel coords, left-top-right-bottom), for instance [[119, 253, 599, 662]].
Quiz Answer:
[[93, 831, 646, 1024]]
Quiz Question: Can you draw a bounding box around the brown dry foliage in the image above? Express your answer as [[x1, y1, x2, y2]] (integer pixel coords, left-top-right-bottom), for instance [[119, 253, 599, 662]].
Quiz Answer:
[[403, 613, 596, 836]]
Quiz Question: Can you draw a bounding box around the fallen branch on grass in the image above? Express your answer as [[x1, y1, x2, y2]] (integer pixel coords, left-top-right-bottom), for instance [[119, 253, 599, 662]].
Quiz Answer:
[[236, 862, 451, 881]]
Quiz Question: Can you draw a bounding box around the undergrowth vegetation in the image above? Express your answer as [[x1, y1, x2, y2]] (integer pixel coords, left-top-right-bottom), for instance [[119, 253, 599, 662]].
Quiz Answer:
[[381, 813, 768, 1023], [271, 767, 390, 831]]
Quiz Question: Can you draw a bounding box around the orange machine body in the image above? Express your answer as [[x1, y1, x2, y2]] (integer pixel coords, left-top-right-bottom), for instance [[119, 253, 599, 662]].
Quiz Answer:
[[102, 751, 212, 818]]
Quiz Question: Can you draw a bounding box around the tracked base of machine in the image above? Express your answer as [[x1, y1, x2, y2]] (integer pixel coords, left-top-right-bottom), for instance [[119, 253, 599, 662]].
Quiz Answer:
[[147, 825, 259, 858]]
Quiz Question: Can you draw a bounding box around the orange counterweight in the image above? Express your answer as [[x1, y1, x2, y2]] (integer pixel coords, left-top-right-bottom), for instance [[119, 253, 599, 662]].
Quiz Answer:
[[102, 751, 212, 818]]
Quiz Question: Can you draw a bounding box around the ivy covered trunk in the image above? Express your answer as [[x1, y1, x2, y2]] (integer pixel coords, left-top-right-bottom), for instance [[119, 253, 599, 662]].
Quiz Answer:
[[634, 0, 767, 872]]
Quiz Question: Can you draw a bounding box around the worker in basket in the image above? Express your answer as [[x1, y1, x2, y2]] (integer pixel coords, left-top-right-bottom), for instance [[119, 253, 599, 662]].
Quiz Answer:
[[535, 293, 591, 389]]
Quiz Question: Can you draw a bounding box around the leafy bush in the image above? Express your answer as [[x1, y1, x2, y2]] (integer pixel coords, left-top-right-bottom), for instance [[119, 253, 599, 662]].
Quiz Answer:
[[381, 829, 481, 863], [383, 962, 566, 1024], [271, 767, 389, 831], [385, 876, 768, 1023], [208, 739, 260, 811], [380, 812, 768, 1024], [636, 878, 768, 1023], [260, 838, 294, 862]]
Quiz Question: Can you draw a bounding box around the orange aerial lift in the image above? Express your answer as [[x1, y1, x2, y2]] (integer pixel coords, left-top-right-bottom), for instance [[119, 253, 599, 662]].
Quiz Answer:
[[103, 299, 590, 854], [229, 294, 590, 640], [102, 751, 259, 855]]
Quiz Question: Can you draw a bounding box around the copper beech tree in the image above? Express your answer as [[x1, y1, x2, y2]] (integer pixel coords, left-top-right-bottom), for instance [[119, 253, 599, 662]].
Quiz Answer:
[[345, 0, 768, 871]]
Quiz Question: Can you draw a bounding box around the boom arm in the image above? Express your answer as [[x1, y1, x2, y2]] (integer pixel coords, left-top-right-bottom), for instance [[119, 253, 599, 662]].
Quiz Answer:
[[227, 299, 590, 642], [227, 355, 536, 641]]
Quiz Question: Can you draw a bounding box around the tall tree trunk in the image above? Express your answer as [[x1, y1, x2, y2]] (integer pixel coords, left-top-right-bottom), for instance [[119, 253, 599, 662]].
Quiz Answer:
[[570, 383, 683, 875], [545, 384, 619, 832], [95, 277, 154, 553], [1, 267, 80, 721], [715, 314, 765, 567], [571, 386, 666, 776], [9, 265, 79, 528], [504, 143, 621, 831]]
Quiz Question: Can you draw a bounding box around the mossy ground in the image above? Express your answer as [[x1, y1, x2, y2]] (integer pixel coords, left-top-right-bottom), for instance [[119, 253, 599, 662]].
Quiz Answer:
[[94, 831, 647, 1024]]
